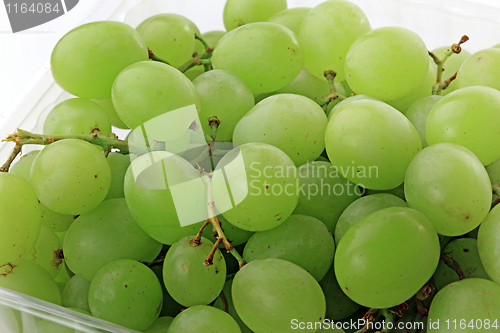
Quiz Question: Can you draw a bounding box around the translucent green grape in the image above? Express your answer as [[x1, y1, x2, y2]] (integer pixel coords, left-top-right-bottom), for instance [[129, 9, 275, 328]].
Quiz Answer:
[[328, 94, 380, 119], [9, 150, 39, 180], [0, 173, 41, 266], [212, 22, 303, 95], [345, 27, 428, 101], [213, 279, 253, 333], [335, 207, 439, 308], [64, 198, 162, 281], [223, 0, 287, 31], [26, 224, 62, 278], [202, 30, 225, 47], [163, 236, 226, 307], [232, 258, 326, 332], [105, 152, 130, 200], [233, 94, 327, 165], [334, 193, 408, 245], [88, 259, 163, 331], [212, 142, 300, 231], [486, 158, 500, 184], [30, 139, 111, 215], [405, 95, 442, 147], [478, 204, 500, 285], [299, 0, 371, 81], [456, 48, 500, 92], [325, 99, 422, 190], [168, 305, 241, 333], [405, 143, 491, 236], [92, 98, 129, 129], [293, 161, 361, 234], [51, 21, 148, 99], [432, 46, 471, 96], [145, 316, 174, 333], [62, 275, 91, 313], [426, 86, 500, 165], [193, 69, 255, 142], [267, 7, 311, 35]]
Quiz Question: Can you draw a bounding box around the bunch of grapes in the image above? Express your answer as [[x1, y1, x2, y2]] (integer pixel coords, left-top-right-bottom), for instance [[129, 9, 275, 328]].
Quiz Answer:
[[2, 0, 500, 332]]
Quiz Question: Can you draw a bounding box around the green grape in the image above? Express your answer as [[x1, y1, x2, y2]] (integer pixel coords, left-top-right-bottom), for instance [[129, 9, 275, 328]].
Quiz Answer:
[[386, 58, 436, 112], [105, 152, 130, 200], [427, 279, 500, 332], [325, 99, 422, 190], [30, 139, 111, 215], [51, 21, 148, 99], [486, 157, 500, 184], [26, 224, 62, 278], [112, 61, 200, 130], [150, 265, 184, 318], [43, 98, 111, 136], [9, 150, 39, 180], [201, 30, 226, 47], [203, 214, 254, 248], [212, 142, 300, 231], [88, 259, 162, 331], [34, 318, 78, 333], [299, 0, 371, 81], [138, 14, 196, 68], [62, 275, 91, 313], [364, 183, 406, 200], [404, 143, 491, 236], [456, 48, 500, 92], [334, 193, 407, 245], [92, 98, 129, 129], [432, 46, 471, 96], [478, 204, 500, 285], [145, 316, 174, 333], [124, 151, 207, 244], [184, 68, 205, 81], [0, 259, 61, 305], [212, 22, 303, 95], [223, 0, 287, 31], [433, 238, 490, 291], [232, 258, 326, 332], [426, 86, 500, 165], [233, 94, 327, 165], [405, 95, 442, 147], [193, 69, 255, 142], [0, 173, 41, 266], [244, 214, 335, 281], [335, 207, 440, 308], [163, 236, 226, 307], [319, 263, 360, 321], [167, 305, 241, 333], [328, 94, 380, 119], [394, 316, 427, 333], [293, 161, 360, 234], [345, 27, 429, 101], [64, 198, 162, 281], [267, 7, 311, 35], [213, 279, 253, 333]]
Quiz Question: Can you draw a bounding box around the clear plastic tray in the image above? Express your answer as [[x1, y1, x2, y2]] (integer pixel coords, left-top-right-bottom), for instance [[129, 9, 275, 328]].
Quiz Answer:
[[1, 0, 500, 331]]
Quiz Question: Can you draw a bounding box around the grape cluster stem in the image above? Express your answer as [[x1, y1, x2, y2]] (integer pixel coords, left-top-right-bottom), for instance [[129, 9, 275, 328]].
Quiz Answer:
[[148, 48, 170, 65], [177, 47, 214, 73], [219, 290, 229, 313], [439, 251, 466, 280], [354, 308, 379, 333], [319, 70, 347, 112]]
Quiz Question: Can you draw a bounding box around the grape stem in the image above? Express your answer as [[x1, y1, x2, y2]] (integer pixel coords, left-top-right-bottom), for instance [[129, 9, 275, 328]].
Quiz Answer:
[[319, 70, 347, 112], [177, 47, 214, 73], [430, 35, 469, 95], [195, 34, 210, 50], [148, 48, 170, 65], [0, 143, 22, 172], [219, 290, 229, 313], [440, 251, 466, 280], [354, 308, 379, 333]]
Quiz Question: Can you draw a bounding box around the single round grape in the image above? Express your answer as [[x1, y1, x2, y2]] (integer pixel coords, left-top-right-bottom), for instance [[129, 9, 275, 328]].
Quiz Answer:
[[426, 86, 500, 166], [345, 27, 429, 101], [334, 193, 407, 245], [267, 7, 311, 35], [0, 259, 61, 305], [88, 259, 163, 331], [64, 198, 162, 281], [105, 152, 130, 200], [26, 224, 62, 278], [51, 21, 148, 99], [328, 94, 381, 119], [138, 14, 196, 68], [244, 214, 335, 281], [193, 69, 255, 142], [211, 142, 300, 231], [92, 98, 129, 129], [163, 236, 226, 307], [232, 258, 326, 333], [456, 48, 500, 92], [325, 99, 422, 190], [335, 207, 440, 308], [112, 61, 200, 130], [43, 98, 111, 136], [168, 305, 241, 333], [212, 22, 303, 95], [433, 238, 490, 291], [432, 46, 471, 96], [223, 0, 287, 31], [233, 94, 327, 166], [202, 30, 225, 47], [427, 279, 500, 332], [30, 139, 111, 215], [62, 275, 91, 313], [145, 316, 174, 333], [0, 173, 41, 266], [293, 161, 361, 234], [299, 0, 371, 81], [486, 158, 500, 184], [477, 204, 500, 285], [213, 279, 253, 333], [404, 143, 492, 236], [405, 95, 442, 147]]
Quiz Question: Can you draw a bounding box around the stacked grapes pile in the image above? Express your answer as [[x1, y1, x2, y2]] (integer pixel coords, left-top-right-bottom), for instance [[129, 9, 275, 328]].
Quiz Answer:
[[2, 0, 500, 332]]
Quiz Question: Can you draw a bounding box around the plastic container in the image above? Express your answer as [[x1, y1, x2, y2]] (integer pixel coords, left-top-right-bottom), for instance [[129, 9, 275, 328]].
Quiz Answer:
[[1, 0, 500, 331]]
